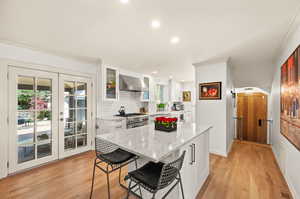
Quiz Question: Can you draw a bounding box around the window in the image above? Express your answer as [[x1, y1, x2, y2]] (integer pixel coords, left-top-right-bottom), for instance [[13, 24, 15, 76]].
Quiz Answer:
[[156, 84, 165, 102]]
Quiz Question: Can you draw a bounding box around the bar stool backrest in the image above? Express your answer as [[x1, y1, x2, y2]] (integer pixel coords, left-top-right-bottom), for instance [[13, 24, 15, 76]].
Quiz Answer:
[[157, 151, 186, 190], [95, 137, 118, 155]]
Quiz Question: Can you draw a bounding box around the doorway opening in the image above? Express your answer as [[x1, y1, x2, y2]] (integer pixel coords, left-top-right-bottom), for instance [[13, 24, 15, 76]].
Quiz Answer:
[[235, 88, 269, 144]]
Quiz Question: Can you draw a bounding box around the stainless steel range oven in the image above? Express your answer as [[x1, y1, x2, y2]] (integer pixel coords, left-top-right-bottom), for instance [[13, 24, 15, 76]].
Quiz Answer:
[[115, 113, 149, 129]]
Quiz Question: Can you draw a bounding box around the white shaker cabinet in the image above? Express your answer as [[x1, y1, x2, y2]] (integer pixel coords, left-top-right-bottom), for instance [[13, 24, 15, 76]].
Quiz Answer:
[[180, 130, 210, 199], [141, 76, 150, 102], [103, 66, 119, 101]]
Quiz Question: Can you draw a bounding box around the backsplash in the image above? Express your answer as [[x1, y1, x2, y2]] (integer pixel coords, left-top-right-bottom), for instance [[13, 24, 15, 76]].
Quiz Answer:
[[101, 91, 144, 116]]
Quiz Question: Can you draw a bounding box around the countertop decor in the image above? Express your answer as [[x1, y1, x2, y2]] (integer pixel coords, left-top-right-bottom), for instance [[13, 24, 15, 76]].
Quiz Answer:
[[154, 117, 177, 132]]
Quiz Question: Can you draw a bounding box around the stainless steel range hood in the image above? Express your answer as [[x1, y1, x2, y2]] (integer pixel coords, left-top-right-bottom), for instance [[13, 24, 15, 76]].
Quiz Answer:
[[119, 74, 145, 92]]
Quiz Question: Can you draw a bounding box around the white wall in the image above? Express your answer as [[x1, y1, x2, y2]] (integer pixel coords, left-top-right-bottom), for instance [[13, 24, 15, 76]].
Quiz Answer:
[[0, 43, 98, 179], [181, 81, 196, 122], [270, 23, 300, 199], [0, 43, 97, 73], [226, 62, 235, 154], [102, 91, 144, 116], [194, 59, 234, 157]]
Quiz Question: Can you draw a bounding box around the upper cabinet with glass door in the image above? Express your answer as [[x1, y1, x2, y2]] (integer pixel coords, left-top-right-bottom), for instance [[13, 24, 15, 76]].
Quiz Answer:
[[103, 66, 119, 101], [141, 76, 150, 102]]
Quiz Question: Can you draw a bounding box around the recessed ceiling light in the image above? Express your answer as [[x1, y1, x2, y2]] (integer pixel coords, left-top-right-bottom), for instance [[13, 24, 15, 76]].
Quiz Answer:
[[151, 20, 161, 29], [170, 36, 180, 44], [120, 0, 129, 4], [152, 71, 158, 74]]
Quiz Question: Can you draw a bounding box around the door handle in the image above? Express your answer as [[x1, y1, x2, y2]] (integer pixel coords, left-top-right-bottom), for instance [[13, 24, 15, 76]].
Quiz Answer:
[[190, 144, 193, 165], [192, 143, 196, 164], [258, 119, 262, 127]]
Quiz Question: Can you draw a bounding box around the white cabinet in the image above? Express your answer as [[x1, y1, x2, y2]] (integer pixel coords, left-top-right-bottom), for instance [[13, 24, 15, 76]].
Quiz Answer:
[[180, 141, 195, 199], [98, 119, 126, 134], [103, 66, 119, 101], [180, 131, 210, 199], [194, 132, 209, 190], [141, 76, 150, 102]]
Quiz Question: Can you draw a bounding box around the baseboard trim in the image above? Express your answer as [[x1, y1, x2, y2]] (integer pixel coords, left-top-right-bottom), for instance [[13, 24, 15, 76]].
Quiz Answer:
[[210, 149, 227, 157], [286, 173, 300, 199], [271, 145, 299, 199], [227, 139, 234, 155]]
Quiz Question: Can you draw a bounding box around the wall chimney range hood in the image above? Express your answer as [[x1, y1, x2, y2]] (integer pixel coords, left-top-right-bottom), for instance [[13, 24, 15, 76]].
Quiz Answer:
[[119, 74, 145, 92]]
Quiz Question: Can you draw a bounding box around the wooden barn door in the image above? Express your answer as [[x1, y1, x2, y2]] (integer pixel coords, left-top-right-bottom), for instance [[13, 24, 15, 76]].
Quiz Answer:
[[237, 92, 268, 144]]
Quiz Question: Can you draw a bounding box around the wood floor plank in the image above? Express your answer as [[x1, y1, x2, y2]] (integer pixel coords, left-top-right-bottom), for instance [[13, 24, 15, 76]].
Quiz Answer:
[[197, 140, 292, 199], [0, 141, 292, 199]]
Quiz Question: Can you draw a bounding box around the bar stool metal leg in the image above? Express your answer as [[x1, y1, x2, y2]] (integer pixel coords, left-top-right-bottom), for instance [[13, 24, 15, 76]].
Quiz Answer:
[[151, 193, 156, 199], [134, 159, 143, 198], [126, 180, 132, 199], [178, 172, 185, 199], [119, 167, 122, 185], [106, 165, 111, 199], [90, 158, 97, 199]]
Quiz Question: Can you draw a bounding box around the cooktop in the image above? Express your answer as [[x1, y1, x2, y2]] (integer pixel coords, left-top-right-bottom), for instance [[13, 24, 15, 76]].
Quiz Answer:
[[115, 113, 147, 117]]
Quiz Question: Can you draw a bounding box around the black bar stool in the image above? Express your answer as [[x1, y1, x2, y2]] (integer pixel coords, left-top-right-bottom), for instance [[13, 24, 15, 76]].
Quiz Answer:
[[90, 138, 139, 199], [126, 151, 186, 199]]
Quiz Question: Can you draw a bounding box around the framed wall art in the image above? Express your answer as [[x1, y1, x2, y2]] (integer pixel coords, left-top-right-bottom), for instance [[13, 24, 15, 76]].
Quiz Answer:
[[199, 82, 222, 100], [183, 91, 191, 102], [280, 45, 300, 151]]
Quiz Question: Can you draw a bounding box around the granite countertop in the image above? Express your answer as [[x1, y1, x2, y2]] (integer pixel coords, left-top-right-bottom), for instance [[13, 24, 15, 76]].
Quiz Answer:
[[148, 110, 189, 116], [148, 111, 171, 116], [96, 123, 211, 162], [100, 116, 125, 121], [101, 110, 191, 120]]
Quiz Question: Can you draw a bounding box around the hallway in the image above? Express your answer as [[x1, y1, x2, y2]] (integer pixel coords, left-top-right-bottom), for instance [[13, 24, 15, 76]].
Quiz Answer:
[[198, 141, 292, 199], [0, 141, 292, 199]]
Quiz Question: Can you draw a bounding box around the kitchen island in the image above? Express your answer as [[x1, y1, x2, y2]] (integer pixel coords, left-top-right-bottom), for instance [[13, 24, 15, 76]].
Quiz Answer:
[[96, 122, 211, 199]]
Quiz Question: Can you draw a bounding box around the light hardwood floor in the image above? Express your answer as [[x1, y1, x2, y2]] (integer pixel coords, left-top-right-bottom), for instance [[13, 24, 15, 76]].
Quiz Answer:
[[0, 141, 292, 199]]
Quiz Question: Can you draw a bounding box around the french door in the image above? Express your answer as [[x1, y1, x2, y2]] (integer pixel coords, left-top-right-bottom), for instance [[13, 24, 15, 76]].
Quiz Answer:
[[8, 67, 92, 173], [9, 67, 59, 173], [58, 74, 92, 158]]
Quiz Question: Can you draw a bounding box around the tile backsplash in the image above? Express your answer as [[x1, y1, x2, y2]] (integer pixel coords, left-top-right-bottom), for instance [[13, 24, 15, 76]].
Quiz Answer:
[[102, 91, 144, 116]]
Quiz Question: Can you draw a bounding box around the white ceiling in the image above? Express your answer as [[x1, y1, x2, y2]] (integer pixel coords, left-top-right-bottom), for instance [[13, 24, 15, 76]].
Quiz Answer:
[[1, 0, 300, 91]]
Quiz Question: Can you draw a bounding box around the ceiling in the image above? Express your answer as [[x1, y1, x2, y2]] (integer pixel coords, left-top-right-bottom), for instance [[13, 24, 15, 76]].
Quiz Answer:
[[1, 0, 300, 91]]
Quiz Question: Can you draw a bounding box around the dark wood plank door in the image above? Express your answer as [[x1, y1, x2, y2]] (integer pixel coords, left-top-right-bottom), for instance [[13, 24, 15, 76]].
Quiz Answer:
[[237, 92, 268, 144]]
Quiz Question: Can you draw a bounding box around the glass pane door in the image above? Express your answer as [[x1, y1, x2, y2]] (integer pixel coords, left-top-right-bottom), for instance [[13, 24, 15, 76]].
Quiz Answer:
[[9, 67, 58, 173], [104, 67, 118, 100], [142, 76, 150, 101], [59, 75, 91, 158]]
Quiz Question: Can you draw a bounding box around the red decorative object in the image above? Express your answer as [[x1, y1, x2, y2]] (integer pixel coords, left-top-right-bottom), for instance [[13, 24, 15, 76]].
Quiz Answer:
[[155, 117, 178, 132]]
